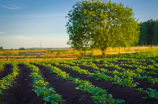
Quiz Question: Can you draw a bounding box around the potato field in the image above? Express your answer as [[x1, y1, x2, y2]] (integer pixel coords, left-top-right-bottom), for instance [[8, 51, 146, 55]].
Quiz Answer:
[[0, 57, 158, 104]]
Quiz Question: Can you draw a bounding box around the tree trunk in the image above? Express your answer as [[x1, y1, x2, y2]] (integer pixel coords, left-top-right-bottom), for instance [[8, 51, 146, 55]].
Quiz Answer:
[[101, 48, 107, 57]]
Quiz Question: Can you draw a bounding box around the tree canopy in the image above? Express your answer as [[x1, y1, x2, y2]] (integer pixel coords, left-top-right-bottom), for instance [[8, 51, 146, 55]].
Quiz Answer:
[[138, 22, 148, 45], [0, 46, 3, 49], [137, 19, 158, 46], [18, 47, 25, 50], [66, 0, 140, 55], [153, 20, 158, 45]]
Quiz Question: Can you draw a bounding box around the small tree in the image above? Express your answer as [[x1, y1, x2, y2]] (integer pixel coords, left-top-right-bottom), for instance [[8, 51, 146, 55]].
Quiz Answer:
[[19, 47, 25, 50], [66, 0, 140, 56], [0, 46, 3, 49]]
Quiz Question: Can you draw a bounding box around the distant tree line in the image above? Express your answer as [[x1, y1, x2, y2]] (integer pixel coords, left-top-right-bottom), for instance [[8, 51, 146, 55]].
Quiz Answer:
[[19, 47, 25, 50], [137, 19, 158, 46]]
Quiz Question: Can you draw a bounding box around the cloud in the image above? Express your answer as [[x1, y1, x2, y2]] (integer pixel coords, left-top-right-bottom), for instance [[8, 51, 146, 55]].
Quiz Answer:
[[0, 32, 5, 35], [1, 4, 25, 10]]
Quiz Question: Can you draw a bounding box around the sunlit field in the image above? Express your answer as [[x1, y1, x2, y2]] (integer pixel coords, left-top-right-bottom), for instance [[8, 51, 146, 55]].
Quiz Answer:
[[0, 48, 158, 104]]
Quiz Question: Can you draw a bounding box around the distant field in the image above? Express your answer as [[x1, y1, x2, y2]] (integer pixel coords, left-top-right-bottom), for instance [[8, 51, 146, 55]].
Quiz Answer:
[[0, 46, 158, 61]]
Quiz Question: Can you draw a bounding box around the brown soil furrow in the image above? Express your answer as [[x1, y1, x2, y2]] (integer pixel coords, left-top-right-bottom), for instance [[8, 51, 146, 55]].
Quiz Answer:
[[95, 65, 158, 89], [53, 65, 158, 104], [1, 64, 45, 104], [34, 64, 94, 104], [0, 64, 12, 79], [79, 65, 116, 77]]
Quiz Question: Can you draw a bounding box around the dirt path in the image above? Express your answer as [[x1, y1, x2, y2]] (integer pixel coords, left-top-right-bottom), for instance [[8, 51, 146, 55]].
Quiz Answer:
[[1, 64, 45, 104], [53, 65, 158, 104], [35, 64, 94, 104], [0, 64, 12, 79]]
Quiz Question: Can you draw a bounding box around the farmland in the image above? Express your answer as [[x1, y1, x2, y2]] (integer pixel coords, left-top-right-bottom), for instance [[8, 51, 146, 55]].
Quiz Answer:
[[0, 46, 158, 61], [1, 0, 158, 103], [0, 50, 158, 104]]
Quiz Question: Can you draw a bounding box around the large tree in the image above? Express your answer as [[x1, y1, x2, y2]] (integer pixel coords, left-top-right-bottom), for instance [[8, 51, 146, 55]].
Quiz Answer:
[[66, 1, 90, 51], [66, 0, 140, 55]]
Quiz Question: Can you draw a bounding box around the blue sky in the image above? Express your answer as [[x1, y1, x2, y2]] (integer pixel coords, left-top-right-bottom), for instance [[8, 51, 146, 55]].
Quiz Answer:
[[0, 0, 158, 49]]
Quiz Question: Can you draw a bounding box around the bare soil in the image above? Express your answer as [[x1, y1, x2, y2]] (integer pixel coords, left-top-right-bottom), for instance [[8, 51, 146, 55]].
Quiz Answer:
[[51, 63, 158, 104], [1, 64, 45, 104], [35, 64, 94, 104], [1, 61, 158, 104], [0, 64, 12, 79]]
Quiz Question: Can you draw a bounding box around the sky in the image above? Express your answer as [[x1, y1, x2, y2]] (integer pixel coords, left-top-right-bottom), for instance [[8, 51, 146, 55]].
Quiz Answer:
[[0, 0, 158, 49]]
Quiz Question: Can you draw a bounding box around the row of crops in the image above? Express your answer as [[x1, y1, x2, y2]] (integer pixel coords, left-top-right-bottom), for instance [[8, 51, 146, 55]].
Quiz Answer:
[[37, 57, 158, 101], [0, 56, 158, 104], [0, 62, 19, 100]]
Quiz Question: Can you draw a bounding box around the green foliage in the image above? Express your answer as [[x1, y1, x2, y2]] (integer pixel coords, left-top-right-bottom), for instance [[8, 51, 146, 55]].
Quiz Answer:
[[127, 48, 158, 58], [92, 71, 113, 81], [138, 19, 158, 45], [37, 61, 125, 104], [18, 47, 25, 50], [32, 54, 158, 103], [66, 0, 140, 55], [43, 93, 65, 104], [0, 46, 3, 49], [145, 19, 155, 45], [22, 62, 65, 104], [135, 88, 144, 92], [147, 77, 158, 84], [143, 88, 158, 100], [153, 20, 158, 45], [0, 62, 19, 101], [0, 62, 5, 72], [32, 87, 55, 97], [138, 22, 148, 45], [0, 90, 3, 100]]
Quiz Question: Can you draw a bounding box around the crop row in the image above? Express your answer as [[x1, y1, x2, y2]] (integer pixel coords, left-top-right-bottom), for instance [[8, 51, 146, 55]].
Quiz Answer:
[[33, 61, 125, 104], [21, 62, 65, 104], [60, 58, 158, 85], [47, 61, 139, 87], [0, 62, 19, 101], [0, 62, 5, 71], [42, 58, 158, 100]]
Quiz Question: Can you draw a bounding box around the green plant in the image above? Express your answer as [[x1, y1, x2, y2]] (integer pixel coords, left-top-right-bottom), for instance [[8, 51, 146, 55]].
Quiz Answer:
[[18, 47, 25, 50], [37, 62, 125, 104], [143, 88, 158, 100], [22, 62, 65, 104], [135, 88, 144, 92], [0, 90, 3, 100], [43, 93, 65, 104], [0, 46, 3, 49], [0, 62, 19, 101]]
